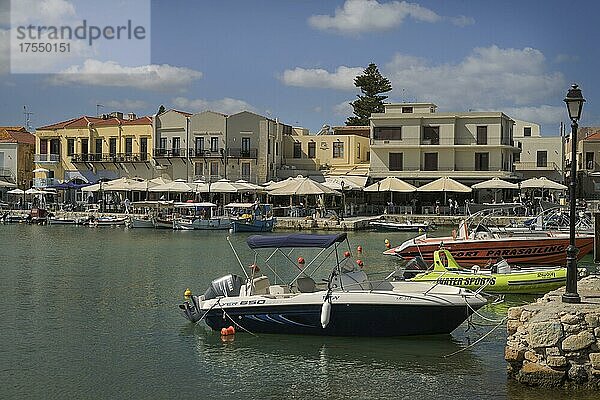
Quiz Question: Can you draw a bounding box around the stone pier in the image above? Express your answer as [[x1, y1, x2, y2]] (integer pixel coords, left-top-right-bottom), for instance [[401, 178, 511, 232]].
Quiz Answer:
[[505, 276, 600, 389]]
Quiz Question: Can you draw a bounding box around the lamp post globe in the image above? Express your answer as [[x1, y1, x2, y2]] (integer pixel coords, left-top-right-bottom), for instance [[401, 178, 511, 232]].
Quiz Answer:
[[562, 84, 585, 304]]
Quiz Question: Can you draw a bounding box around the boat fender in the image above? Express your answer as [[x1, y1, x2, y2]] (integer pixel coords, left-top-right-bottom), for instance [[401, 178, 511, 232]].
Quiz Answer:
[[356, 259, 364, 268], [184, 288, 192, 298], [321, 301, 331, 329]]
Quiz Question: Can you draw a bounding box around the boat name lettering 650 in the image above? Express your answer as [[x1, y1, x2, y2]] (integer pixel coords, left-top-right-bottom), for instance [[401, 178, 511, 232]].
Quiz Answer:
[[221, 299, 267, 307], [436, 277, 496, 286]]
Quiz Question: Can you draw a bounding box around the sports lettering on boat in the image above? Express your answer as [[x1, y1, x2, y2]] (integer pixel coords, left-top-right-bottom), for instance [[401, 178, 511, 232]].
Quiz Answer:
[[484, 245, 565, 258], [437, 276, 496, 286]]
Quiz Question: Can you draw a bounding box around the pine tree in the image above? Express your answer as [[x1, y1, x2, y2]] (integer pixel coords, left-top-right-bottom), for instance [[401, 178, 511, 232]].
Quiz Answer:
[[157, 104, 166, 115], [346, 63, 392, 126]]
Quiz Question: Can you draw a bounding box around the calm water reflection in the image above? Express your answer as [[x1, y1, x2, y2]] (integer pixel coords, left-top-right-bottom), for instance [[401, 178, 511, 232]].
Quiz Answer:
[[0, 224, 596, 399]]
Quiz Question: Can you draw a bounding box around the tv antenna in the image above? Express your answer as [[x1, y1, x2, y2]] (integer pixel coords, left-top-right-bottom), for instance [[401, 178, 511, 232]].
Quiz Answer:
[[23, 105, 33, 132], [96, 104, 105, 117]]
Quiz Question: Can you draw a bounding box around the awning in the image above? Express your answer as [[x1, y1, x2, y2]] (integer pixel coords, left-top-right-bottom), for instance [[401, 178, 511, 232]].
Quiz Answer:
[[247, 233, 347, 249]]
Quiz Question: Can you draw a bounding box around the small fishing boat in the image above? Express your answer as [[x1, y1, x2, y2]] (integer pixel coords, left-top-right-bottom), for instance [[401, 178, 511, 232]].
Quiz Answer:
[[179, 233, 487, 337], [226, 202, 276, 233], [127, 216, 154, 228], [89, 216, 128, 227], [1, 212, 28, 223], [153, 216, 174, 229], [406, 249, 567, 294], [369, 219, 432, 232], [49, 215, 90, 225], [172, 202, 230, 230]]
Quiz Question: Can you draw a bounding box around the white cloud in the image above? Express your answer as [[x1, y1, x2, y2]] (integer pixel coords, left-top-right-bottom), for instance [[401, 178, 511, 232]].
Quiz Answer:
[[502, 105, 564, 125], [103, 99, 149, 111], [333, 100, 353, 116], [48, 59, 203, 91], [0, 29, 8, 74], [384, 45, 565, 110], [280, 66, 363, 90], [308, 0, 442, 35], [449, 15, 475, 27], [9, 0, 76, 26], [172, 97, 256, 115]]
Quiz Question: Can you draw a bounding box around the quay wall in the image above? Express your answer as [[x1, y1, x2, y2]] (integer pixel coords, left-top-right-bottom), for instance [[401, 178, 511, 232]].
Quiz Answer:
[[505, 276, 600, 389]]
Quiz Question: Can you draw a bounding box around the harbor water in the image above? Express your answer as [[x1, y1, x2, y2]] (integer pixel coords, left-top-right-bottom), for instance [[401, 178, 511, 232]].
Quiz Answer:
[[0, 224, 597, 399]]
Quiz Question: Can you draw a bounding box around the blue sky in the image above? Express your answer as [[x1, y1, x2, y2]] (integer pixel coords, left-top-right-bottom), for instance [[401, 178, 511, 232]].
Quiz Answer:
[[1, 0, 599, 135]]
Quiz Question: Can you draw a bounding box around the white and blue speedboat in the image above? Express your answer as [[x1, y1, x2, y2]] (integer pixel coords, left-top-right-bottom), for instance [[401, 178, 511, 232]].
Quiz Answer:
[[179, 233, 487, 337]]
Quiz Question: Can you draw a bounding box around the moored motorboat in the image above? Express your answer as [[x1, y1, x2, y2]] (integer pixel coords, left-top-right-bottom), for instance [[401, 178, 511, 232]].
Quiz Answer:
[[406, 249, 568, 294], [179, 233, 487, 337], [369, 219, 432, 232], [127, 216, 154, 228], [172, 202, 231, 230], [89, 215, 128, 227]]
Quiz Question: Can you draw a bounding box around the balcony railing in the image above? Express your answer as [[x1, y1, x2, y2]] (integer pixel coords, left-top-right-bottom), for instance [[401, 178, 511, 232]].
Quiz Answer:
[[34, 154, 60, 163], [71, 153, 149, 163], [227, 148, 258, 159], [514, 161, 561, 171], [189, 148, 223, 158], [153, 148, 186, 158], [0, 167, 13, 177]]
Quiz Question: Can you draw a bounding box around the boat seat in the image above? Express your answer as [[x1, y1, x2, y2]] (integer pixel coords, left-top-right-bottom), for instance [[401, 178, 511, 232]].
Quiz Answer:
[[296, 277, 317, 293], [251, 275, 271, 295]]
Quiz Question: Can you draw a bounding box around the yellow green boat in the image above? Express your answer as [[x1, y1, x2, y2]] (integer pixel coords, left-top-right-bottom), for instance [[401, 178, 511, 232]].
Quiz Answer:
[[408, 249, 567, 294]]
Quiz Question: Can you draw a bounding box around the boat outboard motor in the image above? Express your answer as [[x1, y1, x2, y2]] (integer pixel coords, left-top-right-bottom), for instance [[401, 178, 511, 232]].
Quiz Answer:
[[402, 256, 428, 280], [204, 274, 243, 300]]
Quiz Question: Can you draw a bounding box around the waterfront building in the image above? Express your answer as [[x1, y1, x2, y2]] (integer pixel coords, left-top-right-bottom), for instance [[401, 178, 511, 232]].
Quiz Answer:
[[567, 126, 600, 199], [368, 102, 521, 186], [281, 125, 370, 179], [512, 119, 564, 182], [153, 109, 194, 181], [34, 113, 153, 186], [0, 126, 35, 190]]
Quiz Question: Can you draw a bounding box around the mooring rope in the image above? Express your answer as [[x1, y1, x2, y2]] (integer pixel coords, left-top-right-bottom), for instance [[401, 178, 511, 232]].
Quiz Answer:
[[194, 297, 222, 325], [443, 315, 507, 358], [217, 303, 258, 337]]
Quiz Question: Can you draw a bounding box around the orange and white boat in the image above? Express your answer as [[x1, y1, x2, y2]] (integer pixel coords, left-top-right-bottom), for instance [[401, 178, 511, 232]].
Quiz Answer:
[[384, 220, 594, 266]]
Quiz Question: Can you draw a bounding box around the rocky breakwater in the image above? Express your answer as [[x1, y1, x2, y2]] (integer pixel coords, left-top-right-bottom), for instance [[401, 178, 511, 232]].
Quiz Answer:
[[505, 275, 600, 389]]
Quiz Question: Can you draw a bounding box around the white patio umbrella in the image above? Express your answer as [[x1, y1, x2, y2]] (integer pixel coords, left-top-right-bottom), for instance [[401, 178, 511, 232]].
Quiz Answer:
[[323, 176, 365, 191], [148, 180, 194, 193], [7, 188, 24, 194], [264, 176, 297, 191], [234, 179, 264, 191], [471, 177, 518, 190], [32, 167, 49, 173], [0, 180, 16, 188], [81, 183, 101, 192], [364, 177, 416, 205], [268, 177, 339, 196], [209, 179, 240, 193], [520, 177, 567, 190], [417, 176, 472, 203]]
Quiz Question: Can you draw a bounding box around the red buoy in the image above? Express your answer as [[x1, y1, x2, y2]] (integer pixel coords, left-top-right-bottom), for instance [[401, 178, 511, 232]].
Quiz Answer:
[[226, 326, 236, 335], [220, 328, 228, 336], [344, 251, 351, 258], [297, 257, 305, 264], [356, 259, 364, 267], [357, 245, 362, 253]]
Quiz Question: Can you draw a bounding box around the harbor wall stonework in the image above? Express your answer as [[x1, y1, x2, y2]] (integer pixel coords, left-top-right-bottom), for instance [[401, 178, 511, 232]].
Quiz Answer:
[[505, 275, 600, 389]]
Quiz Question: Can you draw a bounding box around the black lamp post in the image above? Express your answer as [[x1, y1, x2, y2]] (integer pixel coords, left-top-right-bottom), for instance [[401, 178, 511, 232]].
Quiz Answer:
[[562, 84, 585, 304]]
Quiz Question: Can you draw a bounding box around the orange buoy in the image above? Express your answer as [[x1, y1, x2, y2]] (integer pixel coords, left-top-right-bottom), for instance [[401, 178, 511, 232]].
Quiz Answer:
[[385, 242, 391, 249], [344, 251, 351, 258], [356, 259, 364, 267], [220, 328, 228, 336], [297, 257, 305, 264], [226, 326, 236, 335], [357, 245, 362, 254]]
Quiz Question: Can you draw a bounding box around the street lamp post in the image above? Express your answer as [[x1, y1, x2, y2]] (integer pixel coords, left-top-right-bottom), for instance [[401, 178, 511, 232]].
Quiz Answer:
[[562, 84, 585, 304]]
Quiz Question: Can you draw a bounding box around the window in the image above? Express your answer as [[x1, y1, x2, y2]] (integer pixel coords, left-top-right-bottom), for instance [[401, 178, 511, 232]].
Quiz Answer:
[[81, 138, 88, 157], [308, 142, 316, 158], [476, 126, 488, 145], [125, 138, 133, 155], [356, 143, 360, 159], [333, 141, 344, 158], [524, 127, 532, 137], [172, 137, 180, 156], [140, 138, 148, 161], [536, 150, 547, 167], [423, 153, 438, 170], [475, 152, 489, 171], [195, 137, 204, 155], [67, 138, 75, 156], [210, 161, 219, 177], [275, 142, 279, 156], [194, 162, 204, 177], [109, 138, 117, 157], [268, 138, 271, 155], [210, 137, 219, 152], [39, 139, 48, 154], [95, 138, 103, 159], [401, 106, 413, 113], [241, 137, 250, 156], [241, 162, 251, 179], [514, 147, 521, 163], [50, 138, 60, 155], [422, 126, 439, 145], [373, 127, 402, 140], [585, 152, 594, 169], [293, 142, 302, 158], [159, 137, 167, 151], [389, 153, 403, 171]]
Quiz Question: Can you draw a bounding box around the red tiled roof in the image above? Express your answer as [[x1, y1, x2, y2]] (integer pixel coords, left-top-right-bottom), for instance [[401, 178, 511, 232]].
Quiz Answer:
[[580, 127, 600, 141], [38, 115, 152, 130], [0, 127, 35, 144]]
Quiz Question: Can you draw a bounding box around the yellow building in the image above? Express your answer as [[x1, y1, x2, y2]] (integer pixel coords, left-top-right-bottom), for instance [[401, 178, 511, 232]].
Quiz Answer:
[[281, 125, 370, 178], [35, 113, 153, 185]]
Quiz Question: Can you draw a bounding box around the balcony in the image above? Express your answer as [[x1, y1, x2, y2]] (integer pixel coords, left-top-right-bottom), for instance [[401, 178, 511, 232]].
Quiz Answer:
[[71, 153, 149, 163], [0, 167, 13, 178], [514, 161, 561, 171], [34, 154, 60, 163], [33, 177, 61, 188], [189, 148, 223, 158], [153, 148, 187, 158], [227, 148, 258, 159]]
